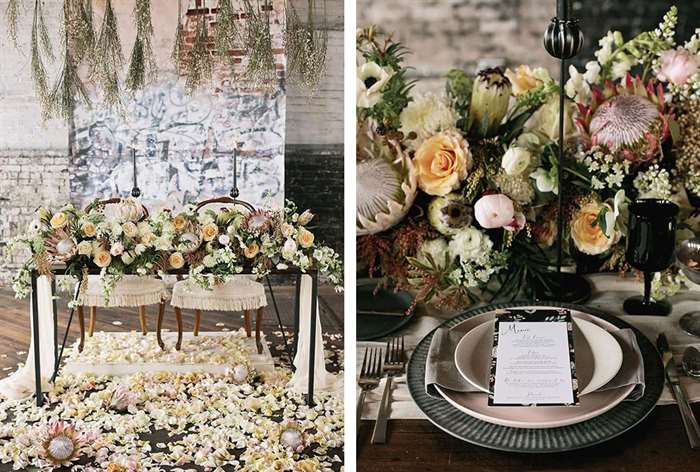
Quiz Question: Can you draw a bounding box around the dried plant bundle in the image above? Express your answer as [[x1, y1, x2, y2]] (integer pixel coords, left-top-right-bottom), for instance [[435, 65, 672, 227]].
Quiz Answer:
[[5, 0, 21, 47], [242, 0, 276, 86], [126, 0, 157, 91], [285, 0, 328, 94], [93, 0, 123, 106], [185, 14, 213, 93], [171, 0, 185, 68], [66, 0, 95, 64], [48, 48, 90, 121], [214, 0, 240, 57], [30, 0, 52, 107]]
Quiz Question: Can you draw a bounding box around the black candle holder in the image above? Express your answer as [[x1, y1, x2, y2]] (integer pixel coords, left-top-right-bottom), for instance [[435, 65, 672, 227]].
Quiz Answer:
[[534, 0, 592, 304]]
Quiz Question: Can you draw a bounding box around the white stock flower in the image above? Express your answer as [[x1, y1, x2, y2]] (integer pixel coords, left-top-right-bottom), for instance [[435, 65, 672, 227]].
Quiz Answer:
[[595, 32, 615, 64], [399, 93, 457, 145]]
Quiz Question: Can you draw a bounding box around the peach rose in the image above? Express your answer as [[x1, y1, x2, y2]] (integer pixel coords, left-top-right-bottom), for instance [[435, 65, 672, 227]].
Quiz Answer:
[[413, 131, 472, 196], [570, 202, 616, 255], [81, 221, 97, 237], [244, 242, 260, 258], [93, 250, 112, 268], [505, 65, 545, 96], [50, 212, 68, 229], [201, 223, 219, 242], [169, 251, 185, 269], [296, 228, 315, 248], [173, 214, 187, 231], [122, 222, 138, 238]]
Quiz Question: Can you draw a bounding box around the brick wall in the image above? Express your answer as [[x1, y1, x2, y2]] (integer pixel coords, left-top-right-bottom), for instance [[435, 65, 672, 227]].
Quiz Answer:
[[358, 0, 700, 93]]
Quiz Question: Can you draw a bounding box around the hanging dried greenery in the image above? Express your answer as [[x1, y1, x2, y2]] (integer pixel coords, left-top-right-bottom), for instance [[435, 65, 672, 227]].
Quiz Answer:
[[48, 47, 90, 121], [30, 0, 53, 108], [65, 0, 95, 65], [171, 0, 185, 68], [93, 0, 123, 107], [185, 14, 213, 93], [242, 0, 276, 86], [126, 0, 156, 91], [214, 0, 240, 58], [5, 0, 21, 48], [285, 0, 328, 94]]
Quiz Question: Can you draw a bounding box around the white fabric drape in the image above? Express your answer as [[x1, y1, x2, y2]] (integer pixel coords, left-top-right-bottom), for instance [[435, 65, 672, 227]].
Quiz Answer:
[[0, 276, 56, 401], [288, 274, 342, 394]]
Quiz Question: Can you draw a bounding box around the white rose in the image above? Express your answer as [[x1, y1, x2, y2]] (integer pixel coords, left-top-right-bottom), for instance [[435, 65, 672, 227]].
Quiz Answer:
[[448, 227, 490, 262], [281, 239, 297, 260], [203, 254, 217, 268], [501, 147, 531, 176], [77, 241, 93, 256], [281, 223, 295, 238], [218, 234, 231, 246], [357, 62, 394, 108]]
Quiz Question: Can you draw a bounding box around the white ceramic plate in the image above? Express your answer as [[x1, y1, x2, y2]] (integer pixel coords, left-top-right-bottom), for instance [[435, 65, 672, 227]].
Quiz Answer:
[[454, 314, 623, 396], [438, 307, 633, 429]]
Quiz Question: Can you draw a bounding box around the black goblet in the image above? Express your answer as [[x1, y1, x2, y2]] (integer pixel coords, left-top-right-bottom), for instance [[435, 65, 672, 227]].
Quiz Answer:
[[623, 199, 679, 316]]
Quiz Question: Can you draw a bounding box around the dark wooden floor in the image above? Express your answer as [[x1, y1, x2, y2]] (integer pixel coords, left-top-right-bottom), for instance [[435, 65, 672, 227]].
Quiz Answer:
[[0, 282, 344, 377], [358, 406, 700, 471]]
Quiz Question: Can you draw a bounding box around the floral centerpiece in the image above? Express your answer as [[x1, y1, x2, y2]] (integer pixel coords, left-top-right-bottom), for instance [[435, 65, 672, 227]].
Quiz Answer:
[[8, 198, 343, 302], [357, 7, 700, 310]]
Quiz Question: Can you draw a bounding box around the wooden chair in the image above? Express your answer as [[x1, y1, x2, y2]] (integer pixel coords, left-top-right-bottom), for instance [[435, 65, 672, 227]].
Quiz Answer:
[[76, 198, 168, 352], [163, 197, 268, 353]]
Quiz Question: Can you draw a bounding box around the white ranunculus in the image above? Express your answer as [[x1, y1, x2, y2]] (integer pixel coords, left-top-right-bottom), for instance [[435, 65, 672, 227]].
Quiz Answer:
[[416, 238, 449, 269], [399, 93, 458, 145], [501, 147, 532, 176], [530, 167, 558, 195], [448, 227, 487, 262], [357, 62, 394, 108]]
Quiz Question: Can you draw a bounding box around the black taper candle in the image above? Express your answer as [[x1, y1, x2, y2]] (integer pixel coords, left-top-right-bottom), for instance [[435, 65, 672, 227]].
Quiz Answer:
[[230, 143, 240, 199], [557, 0, 569, 20], [131, 148, 141, 198]]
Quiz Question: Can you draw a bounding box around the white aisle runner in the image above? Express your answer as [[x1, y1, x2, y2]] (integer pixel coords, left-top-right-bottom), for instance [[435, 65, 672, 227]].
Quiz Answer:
[[0, 276, 55, 401]]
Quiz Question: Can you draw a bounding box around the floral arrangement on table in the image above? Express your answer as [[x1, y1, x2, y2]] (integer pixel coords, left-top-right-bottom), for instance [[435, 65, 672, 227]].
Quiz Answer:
[[357, 7, 700, 309], [7, 198, 343, 302]]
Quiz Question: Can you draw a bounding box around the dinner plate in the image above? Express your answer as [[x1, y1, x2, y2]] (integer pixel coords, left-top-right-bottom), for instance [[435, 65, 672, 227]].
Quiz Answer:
[[407, 302, 664, 452], [356, 280, 415, 341], [454, 313, 623, 396]]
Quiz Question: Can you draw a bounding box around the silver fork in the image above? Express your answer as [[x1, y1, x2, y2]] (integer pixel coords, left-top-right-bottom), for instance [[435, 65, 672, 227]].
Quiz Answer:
[[371, 336, 405, 444], [357, 347, 383, 433]]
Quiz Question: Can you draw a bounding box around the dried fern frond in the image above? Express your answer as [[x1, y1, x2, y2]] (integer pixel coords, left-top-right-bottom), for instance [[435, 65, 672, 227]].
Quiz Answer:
[[66, 0, 95, 64], [242, 0, 276, 86], [93, 0, 123, 107], [126, 0, 156, 91], [214, 0, 240, 57], [185, 14, 213, 93], [285, 0, 328, 94], [5, 0, 21, 48], [30, 0, 50, 108], [48, 48, 91, 121]]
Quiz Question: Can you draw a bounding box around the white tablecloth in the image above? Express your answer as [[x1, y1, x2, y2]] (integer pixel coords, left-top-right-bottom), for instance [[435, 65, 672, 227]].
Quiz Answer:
[[358, 273, 700, 419]]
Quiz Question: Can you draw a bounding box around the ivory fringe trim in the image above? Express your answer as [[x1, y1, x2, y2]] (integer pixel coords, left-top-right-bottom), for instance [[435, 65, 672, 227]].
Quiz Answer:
[[170, 294, 268, 311], [82, 289, 169, 308]]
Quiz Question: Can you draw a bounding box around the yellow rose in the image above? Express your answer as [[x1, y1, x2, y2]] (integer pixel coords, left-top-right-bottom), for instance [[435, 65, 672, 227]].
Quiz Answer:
[[81, 221, 97, 237], [244, 242, 260, 258], [413, 131, 472, 196], [571, 202, 616, 255], [505, 65, 545, 96], [93, 250, 112, 268], [173, 214, 187, 231], [201, 223, 219, 242], [122, 221, 138, 238], [296, 228, 315, 248], [169, 251, 185, 269], [50, 212, 68, 229]]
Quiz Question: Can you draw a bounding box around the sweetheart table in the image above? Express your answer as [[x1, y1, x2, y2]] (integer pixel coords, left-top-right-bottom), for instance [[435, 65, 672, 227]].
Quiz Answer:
[[21, 265, 328, 407]]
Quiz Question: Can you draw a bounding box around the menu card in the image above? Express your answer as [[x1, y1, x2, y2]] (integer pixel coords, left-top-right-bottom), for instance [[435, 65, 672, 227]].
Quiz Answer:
[[488, 309, 579, 407]]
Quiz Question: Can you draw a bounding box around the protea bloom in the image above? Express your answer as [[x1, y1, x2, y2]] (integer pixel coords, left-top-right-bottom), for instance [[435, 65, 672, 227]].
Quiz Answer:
[[575, 73, 673, 163], [39, 421, 86, 466], [243, 209, 274, 234], [468, 68, 512, 138]]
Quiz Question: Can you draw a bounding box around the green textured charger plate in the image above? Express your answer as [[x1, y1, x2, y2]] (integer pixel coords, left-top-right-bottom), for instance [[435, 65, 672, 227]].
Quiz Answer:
[[357, 281, 415, 341], [406, 302, 664, 453]]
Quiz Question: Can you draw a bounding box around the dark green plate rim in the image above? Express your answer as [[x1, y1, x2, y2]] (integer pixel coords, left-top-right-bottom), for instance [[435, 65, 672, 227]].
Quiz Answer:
[[406, 301, 664, 453], [357, 280, 416, 341]]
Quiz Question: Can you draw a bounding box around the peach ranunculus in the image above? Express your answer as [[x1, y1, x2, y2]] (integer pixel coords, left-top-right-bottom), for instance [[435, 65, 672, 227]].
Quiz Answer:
[[173, 214, 188, 231], [658, 48, 699, 86], [570, 201, 617, 255], [122, 222, 138, 238], [201, 223, 219, 242], [81, 221, 97, 237], [505, 65, 547, 96], [93, 250, 112, 268], [296, 228, 315, 248], [413, 131, 472, 196], [169, 251, 185, 269], [244, 242, 260, 258], [50, 212, 68, 229]]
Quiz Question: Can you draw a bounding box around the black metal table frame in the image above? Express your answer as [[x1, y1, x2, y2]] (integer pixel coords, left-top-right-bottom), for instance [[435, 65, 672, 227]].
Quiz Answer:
[[29, 266, 320, 407]]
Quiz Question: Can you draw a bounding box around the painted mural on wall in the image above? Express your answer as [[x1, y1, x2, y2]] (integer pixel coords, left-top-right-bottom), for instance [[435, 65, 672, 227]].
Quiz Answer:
[[69, 76, 285, 211]]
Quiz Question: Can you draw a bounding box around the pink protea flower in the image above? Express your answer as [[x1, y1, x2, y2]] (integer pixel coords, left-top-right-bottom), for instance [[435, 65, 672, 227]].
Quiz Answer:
[[658, 48, 699, 85], [40, 420, 87, 466], [107, 385, 137, 412], [575, 74, 673, 163]]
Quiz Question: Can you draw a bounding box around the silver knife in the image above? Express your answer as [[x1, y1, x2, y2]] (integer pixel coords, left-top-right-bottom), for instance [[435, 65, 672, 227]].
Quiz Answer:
[[657, 333, 700, 449]]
